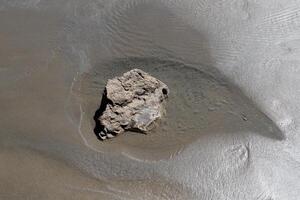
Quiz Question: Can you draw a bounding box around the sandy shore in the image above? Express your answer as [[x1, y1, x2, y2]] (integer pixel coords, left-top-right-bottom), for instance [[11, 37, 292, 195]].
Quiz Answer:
[[1, 1, 300, 199]]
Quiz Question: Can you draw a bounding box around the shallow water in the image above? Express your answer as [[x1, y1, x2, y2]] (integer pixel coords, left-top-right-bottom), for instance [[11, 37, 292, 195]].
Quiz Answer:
[[71, 57, 282, 161], [1, 0, 300, 199]]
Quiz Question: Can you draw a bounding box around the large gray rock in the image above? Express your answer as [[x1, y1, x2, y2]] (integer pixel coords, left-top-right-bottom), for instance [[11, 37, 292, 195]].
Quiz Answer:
[[97, 69, 169, 140]]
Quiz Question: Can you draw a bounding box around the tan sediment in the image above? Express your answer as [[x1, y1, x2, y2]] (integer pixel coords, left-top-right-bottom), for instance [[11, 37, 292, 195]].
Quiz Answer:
[[1, 1, 300, 199]]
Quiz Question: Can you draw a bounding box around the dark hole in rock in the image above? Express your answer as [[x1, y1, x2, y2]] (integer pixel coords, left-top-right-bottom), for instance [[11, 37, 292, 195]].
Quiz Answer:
[[162, 88, 168, 95]]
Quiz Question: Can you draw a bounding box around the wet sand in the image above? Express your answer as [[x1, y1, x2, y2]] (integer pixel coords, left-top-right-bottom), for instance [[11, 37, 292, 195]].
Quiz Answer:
[[1, 1, 300, 199]]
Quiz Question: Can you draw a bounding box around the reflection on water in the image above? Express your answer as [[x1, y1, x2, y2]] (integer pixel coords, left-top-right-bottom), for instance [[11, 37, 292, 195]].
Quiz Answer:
[[69, 57, 282, 161], [1, 0, 299, 199]]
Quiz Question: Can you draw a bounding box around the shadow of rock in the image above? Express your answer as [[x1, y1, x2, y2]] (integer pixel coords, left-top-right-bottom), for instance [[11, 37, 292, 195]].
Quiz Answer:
[[74, 56, 284, 161], [66, 1, 283, 161]]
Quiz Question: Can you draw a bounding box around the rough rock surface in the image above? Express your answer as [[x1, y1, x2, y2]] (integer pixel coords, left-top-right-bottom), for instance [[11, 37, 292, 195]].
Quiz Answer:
[[97, 69, 169, 140]]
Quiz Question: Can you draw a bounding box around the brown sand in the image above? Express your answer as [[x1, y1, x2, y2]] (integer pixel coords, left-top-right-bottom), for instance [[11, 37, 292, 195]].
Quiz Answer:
[[1, 1, 300, 199]]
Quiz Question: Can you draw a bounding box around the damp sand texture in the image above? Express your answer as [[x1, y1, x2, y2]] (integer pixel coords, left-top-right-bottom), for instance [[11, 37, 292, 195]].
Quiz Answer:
[[1, 1, 300, 200]]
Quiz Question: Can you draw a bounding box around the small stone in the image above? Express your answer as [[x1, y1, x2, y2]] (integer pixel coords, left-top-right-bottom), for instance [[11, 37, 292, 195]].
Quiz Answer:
[[97, 69, 169, 140]]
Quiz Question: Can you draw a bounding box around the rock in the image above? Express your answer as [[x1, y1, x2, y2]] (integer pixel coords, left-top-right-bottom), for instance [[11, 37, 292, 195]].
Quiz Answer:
[[96, 69, 169, 140]]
